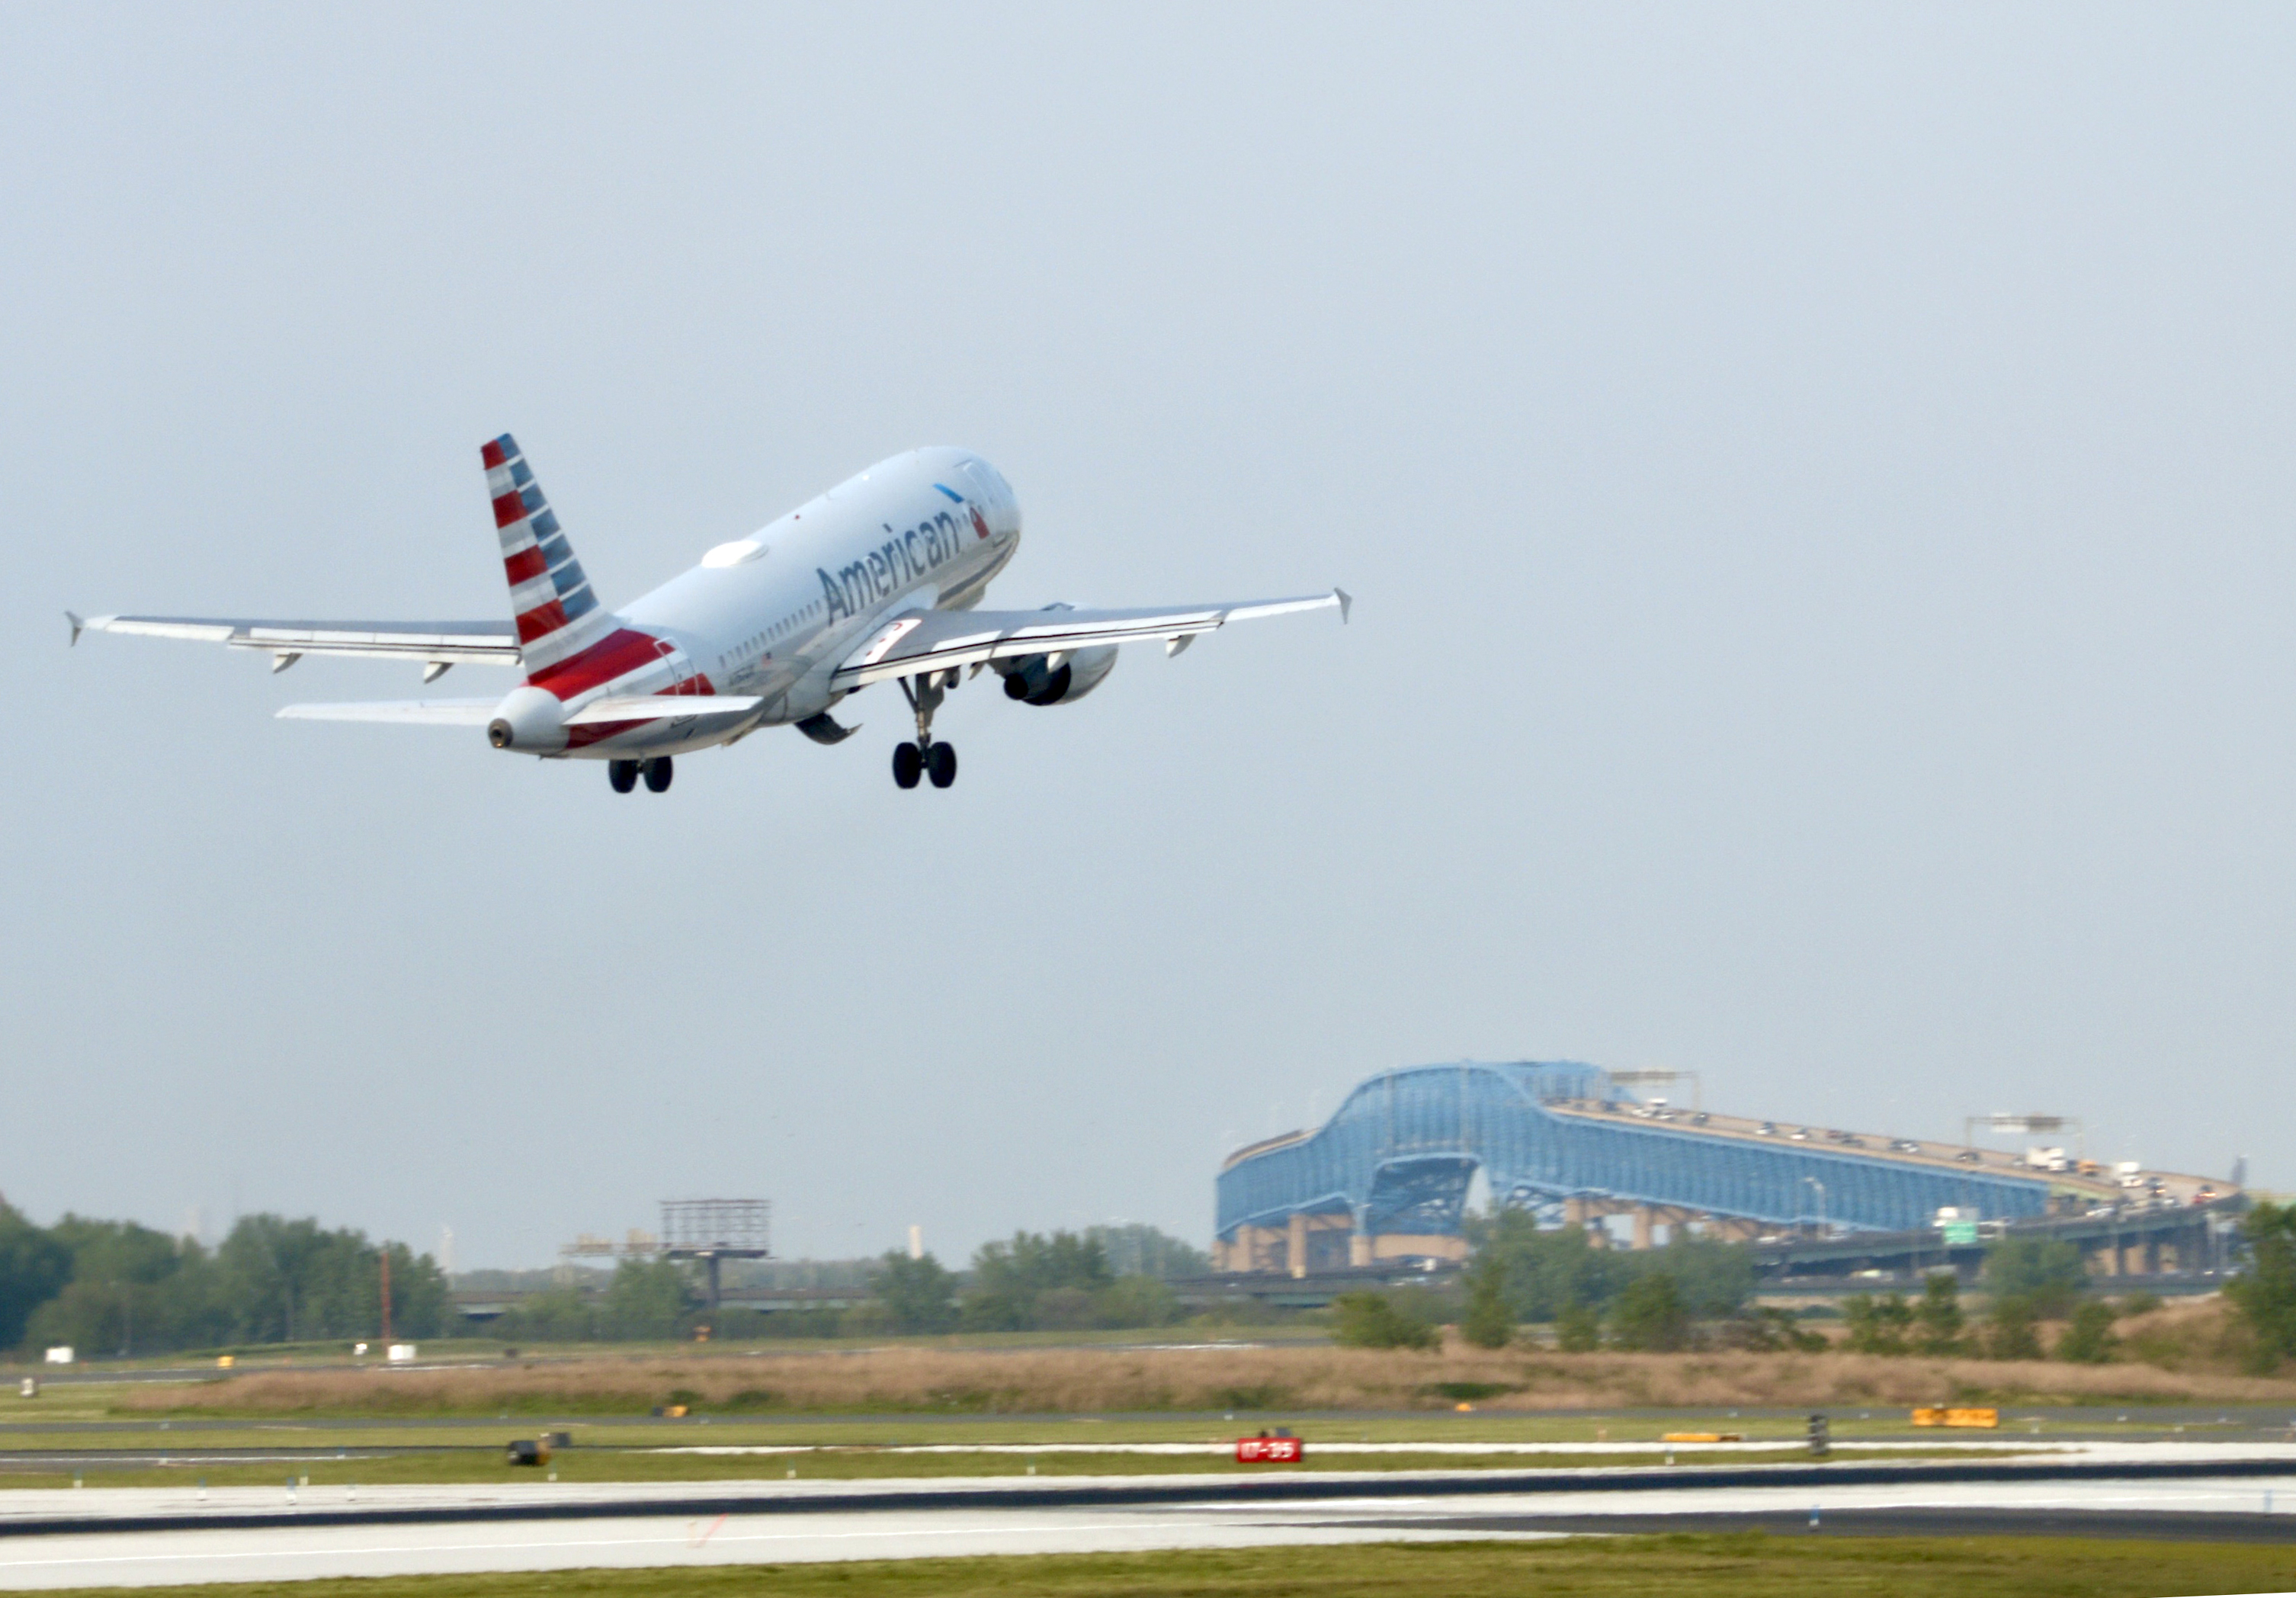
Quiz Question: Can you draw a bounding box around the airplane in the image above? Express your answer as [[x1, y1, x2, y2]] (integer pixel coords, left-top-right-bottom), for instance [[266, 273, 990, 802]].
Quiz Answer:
[[69, 436, 1348, 792]]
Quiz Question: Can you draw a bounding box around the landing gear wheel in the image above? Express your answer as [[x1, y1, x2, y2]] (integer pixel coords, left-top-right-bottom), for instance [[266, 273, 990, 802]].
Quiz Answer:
[[608, 759, 639, 794], [643, 756, 674, 793], [892, 742, 922, 788], [927, 742, 957, 788]]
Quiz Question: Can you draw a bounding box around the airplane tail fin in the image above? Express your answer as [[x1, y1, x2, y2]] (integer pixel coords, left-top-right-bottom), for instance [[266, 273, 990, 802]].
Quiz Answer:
[[482, 434, 610, 675]]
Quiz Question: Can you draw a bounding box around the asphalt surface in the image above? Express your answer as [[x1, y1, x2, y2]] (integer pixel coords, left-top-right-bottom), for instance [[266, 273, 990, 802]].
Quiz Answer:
[[0, 1449, 2294, 1587], [1338, 1504, 2296, 1542], [1, 1473, 2294, 1587]]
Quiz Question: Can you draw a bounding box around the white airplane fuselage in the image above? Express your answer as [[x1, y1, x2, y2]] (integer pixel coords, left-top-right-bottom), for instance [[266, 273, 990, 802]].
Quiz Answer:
[[517, 446, 1021, 759], [74, 434, 1343, 790]]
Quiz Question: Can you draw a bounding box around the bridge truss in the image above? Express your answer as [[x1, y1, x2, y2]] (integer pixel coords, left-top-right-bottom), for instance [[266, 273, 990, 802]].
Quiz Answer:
[[1215, 1061, 2054, 1258]]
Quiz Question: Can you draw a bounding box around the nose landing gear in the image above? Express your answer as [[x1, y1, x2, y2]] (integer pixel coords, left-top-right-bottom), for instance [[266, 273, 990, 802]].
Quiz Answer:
[[893, 673, 958, 791]]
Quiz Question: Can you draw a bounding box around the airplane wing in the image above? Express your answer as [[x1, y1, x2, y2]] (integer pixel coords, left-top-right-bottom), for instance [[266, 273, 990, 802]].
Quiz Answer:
[[69, 613, 519, 669], [831, 589, 1349, 692], [275, 699, 500, 725]]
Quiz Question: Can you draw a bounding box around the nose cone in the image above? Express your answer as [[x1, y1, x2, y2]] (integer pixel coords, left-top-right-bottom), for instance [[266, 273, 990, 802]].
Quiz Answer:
[[965, 456, 1021, 541]]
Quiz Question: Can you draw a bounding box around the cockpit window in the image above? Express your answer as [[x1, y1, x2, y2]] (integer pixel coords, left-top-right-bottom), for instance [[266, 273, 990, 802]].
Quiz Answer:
[[958, 460, 1018, 531]]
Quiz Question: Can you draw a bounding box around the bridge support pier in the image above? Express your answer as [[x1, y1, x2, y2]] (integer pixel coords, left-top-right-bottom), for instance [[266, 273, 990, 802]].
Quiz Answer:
[[1368, 1233, 1470, 1266], [1626, 1204, 1705, 1249], [1220, 1217, 1467, 1276], [1226, 1224, 1289, 1274]]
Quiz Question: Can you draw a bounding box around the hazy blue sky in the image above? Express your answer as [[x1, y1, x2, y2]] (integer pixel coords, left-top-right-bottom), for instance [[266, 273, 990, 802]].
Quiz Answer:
[[6, 5, 2293, 1268]]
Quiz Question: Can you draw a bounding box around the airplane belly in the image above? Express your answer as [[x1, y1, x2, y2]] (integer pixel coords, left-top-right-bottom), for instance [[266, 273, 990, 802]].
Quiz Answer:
[[560, 709, 756, 758]]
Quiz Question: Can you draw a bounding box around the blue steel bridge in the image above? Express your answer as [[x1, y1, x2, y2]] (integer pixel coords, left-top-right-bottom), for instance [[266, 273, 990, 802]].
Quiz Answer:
[[1212, 1061, 2073, 1276]]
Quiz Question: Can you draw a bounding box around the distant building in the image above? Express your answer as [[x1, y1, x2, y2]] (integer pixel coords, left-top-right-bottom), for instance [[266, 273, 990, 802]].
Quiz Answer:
[[1214, 1061, 2218, 1278]]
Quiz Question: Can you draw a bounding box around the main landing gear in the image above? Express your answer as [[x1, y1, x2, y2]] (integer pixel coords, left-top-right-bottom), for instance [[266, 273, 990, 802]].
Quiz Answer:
[[893, 673, 958, 790], [892, 741, 956, 789], [608, 756, 672, 794]]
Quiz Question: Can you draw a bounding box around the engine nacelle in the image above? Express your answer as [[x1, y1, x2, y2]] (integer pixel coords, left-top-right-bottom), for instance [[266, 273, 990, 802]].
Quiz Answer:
[[1000, 644, 1118, 706], [486, 685, 568, 753]]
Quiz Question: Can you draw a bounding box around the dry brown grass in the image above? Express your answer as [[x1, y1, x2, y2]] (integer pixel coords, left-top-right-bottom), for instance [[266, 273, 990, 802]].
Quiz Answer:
[[2109, 1292, 2252, 1371], [114, 1312, 2296, 1417]]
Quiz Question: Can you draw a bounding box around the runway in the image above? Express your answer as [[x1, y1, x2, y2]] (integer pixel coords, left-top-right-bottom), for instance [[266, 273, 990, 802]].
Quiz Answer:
[[1, 1449, 2295, 1587]]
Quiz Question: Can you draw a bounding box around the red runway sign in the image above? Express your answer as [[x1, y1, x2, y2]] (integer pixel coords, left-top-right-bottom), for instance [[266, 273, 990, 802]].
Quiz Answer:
[[1235, 1436, 1304, 1463]]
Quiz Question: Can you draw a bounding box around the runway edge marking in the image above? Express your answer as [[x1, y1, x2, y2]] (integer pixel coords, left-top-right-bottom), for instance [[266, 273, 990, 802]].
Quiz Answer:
[[4, 1457, 2296, 1539]]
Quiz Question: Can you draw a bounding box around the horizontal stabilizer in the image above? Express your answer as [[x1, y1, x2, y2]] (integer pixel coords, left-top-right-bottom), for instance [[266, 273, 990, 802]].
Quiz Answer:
[[562, 695, 762, 727], [276, 699, 499, 726]]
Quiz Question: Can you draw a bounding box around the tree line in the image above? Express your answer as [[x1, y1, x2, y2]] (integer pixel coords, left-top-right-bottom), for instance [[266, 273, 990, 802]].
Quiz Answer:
[[485, 1259, 694, 1343], [2228, 1200, 2296, 1371], [1330, 1211, 1765, 1353], [37, 1193, 2286, 1365], [863, 1227, 1194, 1335], [1331, 1205, 2294, 1365], [1826, 1237, 2128, 1362], [491, 1224, 1212, 1343], [0, 1201, 1219, 1354], [0, 1204, 447, 1356]]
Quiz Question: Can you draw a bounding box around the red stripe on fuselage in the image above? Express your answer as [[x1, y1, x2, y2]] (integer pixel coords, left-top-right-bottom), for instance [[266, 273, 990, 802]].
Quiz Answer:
[[527, 626, 665, 699], [562, 675, 725, 748], [504, 547, 548, 585]]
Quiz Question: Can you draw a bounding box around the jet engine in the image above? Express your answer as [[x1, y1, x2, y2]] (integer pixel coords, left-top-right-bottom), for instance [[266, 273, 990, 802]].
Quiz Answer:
[[486, 685, 569, 753], [999, 644, 1118, 706]]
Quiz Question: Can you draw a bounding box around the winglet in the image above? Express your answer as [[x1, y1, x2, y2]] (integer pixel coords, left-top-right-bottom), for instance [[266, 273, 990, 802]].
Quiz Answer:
[[1334, 588, 1352, 624], [64, 611, 83, 647]]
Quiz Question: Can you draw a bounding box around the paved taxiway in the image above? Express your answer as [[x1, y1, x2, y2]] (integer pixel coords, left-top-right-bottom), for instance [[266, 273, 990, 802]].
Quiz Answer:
[[1, 1448, 2294, 1588]]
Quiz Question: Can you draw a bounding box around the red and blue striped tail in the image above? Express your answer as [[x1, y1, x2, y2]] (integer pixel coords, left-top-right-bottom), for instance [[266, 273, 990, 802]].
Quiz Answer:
[[482, 434, 608, 674]]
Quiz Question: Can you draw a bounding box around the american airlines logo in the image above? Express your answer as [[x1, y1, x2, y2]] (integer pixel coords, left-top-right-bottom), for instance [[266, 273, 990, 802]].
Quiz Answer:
[[816, 502, 989, 622]]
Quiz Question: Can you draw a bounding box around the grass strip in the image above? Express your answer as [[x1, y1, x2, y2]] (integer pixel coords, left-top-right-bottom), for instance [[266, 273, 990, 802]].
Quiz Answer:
[[23, 1533, 2296, 1597], [0, 1446, 2019, 1490], [63, 1412, 2161, 1446]]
